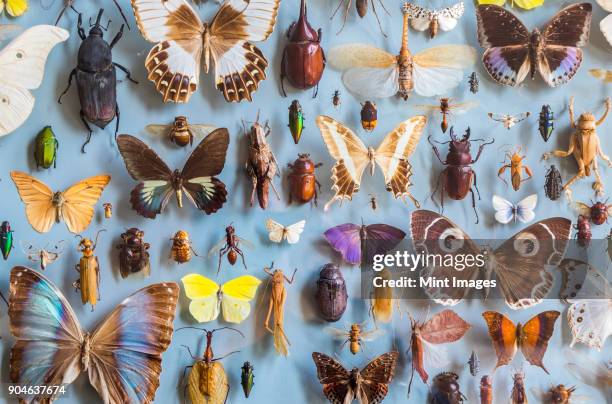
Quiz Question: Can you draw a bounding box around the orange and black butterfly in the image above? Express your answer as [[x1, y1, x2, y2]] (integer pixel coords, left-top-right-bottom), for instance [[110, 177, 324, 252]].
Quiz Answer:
[[482, 311, 560, 373], [312, 351, 398, 404], [116, 130, 229, 219]]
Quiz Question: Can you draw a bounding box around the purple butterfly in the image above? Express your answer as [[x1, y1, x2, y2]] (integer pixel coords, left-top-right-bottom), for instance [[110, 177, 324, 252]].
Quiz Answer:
[[324, 223, 406, 265]]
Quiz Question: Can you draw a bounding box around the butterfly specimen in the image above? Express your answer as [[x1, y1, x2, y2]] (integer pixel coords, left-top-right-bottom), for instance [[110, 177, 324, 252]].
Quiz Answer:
[[477, 0, 544, 10], [492, 194, 537, 224], [0, 0, 26, 17], [145, 116, 216, 147], [558, 259, 611, 351], [404, 2, 465, 39], [312, 351, 399, 403], [116, 130, 229, 218], [132, 0, 280, 103], [410, 210, 571, 309], [589, 69, 612, 83], [10, 171, 110, 234], [482, 310, 560, 373], [0, 25, 68, 137], [488, 112, 530, 129], [20, 240, 65, 270], [328, 4, 476, 100], [181, 273, 261, 323], [476, 3, 592, 87], [324, 222, 406, 265], [415, 97, 477, 133], [265, 219, 305, 244], [597, 0, 612, 48], [317, 115, 426, 210], [8, 266, 178, 403]]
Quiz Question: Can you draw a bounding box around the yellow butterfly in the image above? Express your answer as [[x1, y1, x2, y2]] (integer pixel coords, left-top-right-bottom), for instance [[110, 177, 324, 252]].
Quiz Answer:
[[0, 0, 27, 16], [181, 274, 261, 323], [10, 171, 110, 234], [477, 0, 544, 10]]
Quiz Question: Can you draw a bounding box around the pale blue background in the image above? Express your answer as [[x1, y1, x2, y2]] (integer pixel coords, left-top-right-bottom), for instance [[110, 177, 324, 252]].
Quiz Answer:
[[0, 0, 610, 402]]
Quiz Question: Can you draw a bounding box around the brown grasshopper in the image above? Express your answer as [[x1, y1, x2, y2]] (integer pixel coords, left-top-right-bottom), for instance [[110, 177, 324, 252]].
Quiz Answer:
[[245, 113, 280, 209], [263, 263, 297, 356]]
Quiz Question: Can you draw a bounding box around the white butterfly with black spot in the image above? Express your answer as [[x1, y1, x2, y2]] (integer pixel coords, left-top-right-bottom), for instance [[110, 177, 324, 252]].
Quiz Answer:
[[492, 194, 537, 224]]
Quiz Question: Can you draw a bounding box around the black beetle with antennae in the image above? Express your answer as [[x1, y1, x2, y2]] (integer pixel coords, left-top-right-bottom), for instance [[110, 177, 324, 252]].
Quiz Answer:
[[58, 9, 137, 153], [55, 0, 131, 30], [177, 326, 244, 403]]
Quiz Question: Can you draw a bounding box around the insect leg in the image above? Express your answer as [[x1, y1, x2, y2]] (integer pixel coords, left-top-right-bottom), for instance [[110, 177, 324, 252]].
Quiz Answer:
[[472, 170, 481, 200], [235, 247, 247, 270], [280, 53, 288, 97], [370, 0, 388, 37], [249, 176, 257, 207], [469, 187, 479, 224], [111, 0, 131, 30], [431, 171, 441, 205], [270, 181, 281, 201], [114, 102, 120, 140], [591, 158, 605, 195], [217, 245, 229, 275], [79, 110, 93, 153], [497, 164, 510, 187], [522, 165, 533, 183], [57, 69, 77, 104], [113, 62, 138, 84], [264, 291, 274, 334]]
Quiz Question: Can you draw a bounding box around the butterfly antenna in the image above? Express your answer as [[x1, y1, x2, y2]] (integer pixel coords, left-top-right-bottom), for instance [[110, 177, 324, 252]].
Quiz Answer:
[[176, 326, 211, 334], [215, 350, 241, 361], [93, 228, 106, 248], [211, 326, 245, 339]]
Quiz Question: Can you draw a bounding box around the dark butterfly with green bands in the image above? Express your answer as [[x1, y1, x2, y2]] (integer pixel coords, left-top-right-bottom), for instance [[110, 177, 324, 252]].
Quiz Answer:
[[116, 130, 229, 218]]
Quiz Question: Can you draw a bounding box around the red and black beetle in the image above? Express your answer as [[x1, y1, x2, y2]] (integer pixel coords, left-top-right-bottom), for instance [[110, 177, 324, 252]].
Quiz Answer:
[[576, 199, 611, 225], [575, 215, 592, 247]]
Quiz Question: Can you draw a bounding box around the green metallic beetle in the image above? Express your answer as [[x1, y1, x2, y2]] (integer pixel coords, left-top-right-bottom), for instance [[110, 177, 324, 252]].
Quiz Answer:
[[288, 100, 304, 144], [34, 126, 59, 169], [241, 361, 254, 398], [1, 221, 14, 260]]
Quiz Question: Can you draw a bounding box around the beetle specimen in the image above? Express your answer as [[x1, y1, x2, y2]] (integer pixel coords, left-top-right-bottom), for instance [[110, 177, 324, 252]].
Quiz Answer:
[[288, 100, 304, 144], [498, 146, 533, 191], [539, 105, 554, 141], [20, 240, 65, 270], [431, 372, 466, 404], [179, 326, 244, 404], [480, 375, 492, 404], [332, 90, 341, 108], [280, 0, 325, 97], [360, 101, 377, 132], [542, 97, 612, 200], [241, 361, 255, 398], [369, 193, 378, 210], [544, 165, 563, 201], [171, 230, 201, 264], [468, 72, 479, 94], [287, 153, 322, 205], [576, 200, 611, 225], [575, 215, 592, 247], [73, 229, 105, 311], [325, 322, 385, 354], [468, 350, 480, 376], [146, 116, 215, 147], [116, 228, 150, 278], [34, 126, 58, 169], [263, 263, 297, 356], [58, 9, 137, 153], [208, 225, 253, 275], [245, 113, 280, 209], [429, 127, 494, 223], [55, 0, 130, 29], [416, 98, 477, 133], [488, 112, 531, 130], [315, 263, 347, 322], [331, 0, 390, 36], [102, 202, 112, 219], [0, 221, 13, 260], [511, 372, 528, 404]]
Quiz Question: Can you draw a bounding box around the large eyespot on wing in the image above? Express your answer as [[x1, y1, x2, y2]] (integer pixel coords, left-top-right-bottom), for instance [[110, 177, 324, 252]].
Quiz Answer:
[[482, 311, 518, 370], [9, 267, 84, 401], [88, 283, 179, 404], [520, 310, 560, 373], [10, 171, 56, 233], [61, 175, 111, 234]]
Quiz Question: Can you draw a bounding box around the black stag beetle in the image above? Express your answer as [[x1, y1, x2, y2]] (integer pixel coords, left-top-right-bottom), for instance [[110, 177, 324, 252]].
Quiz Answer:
[[58, 9, 137, 153]]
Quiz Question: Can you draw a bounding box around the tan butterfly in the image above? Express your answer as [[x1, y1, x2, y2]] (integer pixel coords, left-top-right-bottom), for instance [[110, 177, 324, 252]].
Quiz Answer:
[[131, 0, 280, 103], [10, 171, 110, 234], [316, 115, 426, 211]]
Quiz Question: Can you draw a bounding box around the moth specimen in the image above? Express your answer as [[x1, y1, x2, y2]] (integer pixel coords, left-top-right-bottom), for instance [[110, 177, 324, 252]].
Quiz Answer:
[[263, 264, 297, 356], [10, 171, 110, 234], [132, 0, 280, 103], [208, 225, 253, 274], [265, 219, 305, 244], [116, 130, 229, 218], [74, 230, 105, 310], [317, 115, 426, 210], [492, 194, 537, 224], [245, 114, 280, 209], [498, 146, 532, 191], [476, 4, 592, 87], [488, 112, 530, 130], [20, 240, 65, 270], [411, 210, 571, 309], [325, 322, 385, 354], [415, 98, 477, 133], [8, 267, 178, 403], [312, 351, 399, 403], [146, 116, 215, 147], [0, 25, 68, 137], [404, 2, 465, 39], [328, 4, 475, 100]]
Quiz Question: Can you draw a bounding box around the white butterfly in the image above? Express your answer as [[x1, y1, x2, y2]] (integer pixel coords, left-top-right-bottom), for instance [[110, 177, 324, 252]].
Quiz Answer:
[[488, 112, 530, 129], [265, 219, 306, 244], [596, 0, 612, 48], [20, 240, 65, 270], [492, 194, 537, 224], [0, 25, 68, 136], [404, 2, 465, 39]]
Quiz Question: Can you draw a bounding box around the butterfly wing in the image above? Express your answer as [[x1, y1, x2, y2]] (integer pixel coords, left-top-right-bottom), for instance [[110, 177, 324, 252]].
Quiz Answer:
[[181, 273, 221, 322], [538, 3, 592, 87], [601, 14, 612, 47], [359, 352, 399, 404], [558, 259, 611, 301], [492, 195, 516, 224], [420, 309, 471, 344], [324, 223, 362, 265], [0, 25, 68, 136], [328, 43, 397, 70], [482, 311, 518, 370], [220, 275, 262, 323], [116, 134, 174, 218], [404, 4, 432, 32], [4, 0, 28, 16], [265, 218, 285, 243], [282, 220, 306, 244], [413, 45, 476, 96], [437, 2, 465, 31], [60, 175, 110, 234], [312, 352, 351, 403], [515, 194, 537, 223], [180, 128, 229, 214], [519, 310, 560, 373], [10, 171, 57, 233], [362, 224, 406, 264], [316, 115, 370, 210], [9, 267, 84, 400]]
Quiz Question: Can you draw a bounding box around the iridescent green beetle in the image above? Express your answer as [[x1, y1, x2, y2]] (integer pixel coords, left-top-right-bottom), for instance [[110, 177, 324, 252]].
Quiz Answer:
[[241, 361, 254, 398], [34, 126, 58, 169], [1, 221, 14, 260], [288, 100, 304, 144]]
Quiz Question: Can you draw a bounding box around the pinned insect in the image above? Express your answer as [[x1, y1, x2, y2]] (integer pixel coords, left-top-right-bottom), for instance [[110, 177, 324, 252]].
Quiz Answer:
[[241, 361, 255, 398], [545, 384, 576, 404], [288, 100, 304, 144], [55, 0, 131, 29], [73, 229, 105, 311], [146, 116, 215, 147], [544, 165, 563, 201], [332, 90, 341, 108], [370, 268, 397, 324], [369, 194, 378, 210], [116, 228, 150, 278], [404, 2, 465, 39], [316, 263, 348, 322], [208, 225, 253, 275], [287, 153, 322, 205], [416, 98, 477, 133], [511, 372, 528, 404], [469, 72, 479, 94], [325, 322, 385, 354], [498, 146, 533, 191], [0, 221, 14, 260], [575, 215, 592, 247], [360, 101, 377, 132], [178, 326, 244, 404], [102, 202, 112, 219], [480, 375, 492, 404], [263, 263, 297, 356], [575, 200, 611, 225], [171, 230, 201, 264], [488, 112, 530, 130], [245, 113, 280, 209], [20, 240, 65, 270], [468, 350, 480, 376], [539, 105, 554, 141], [542, 97, 612, 200], [589, 69, 612, 83], [34, 126, 58, 169], [429, 127, 494, 223], [431, 372, 466, 404], [331, 0, 390, 36]]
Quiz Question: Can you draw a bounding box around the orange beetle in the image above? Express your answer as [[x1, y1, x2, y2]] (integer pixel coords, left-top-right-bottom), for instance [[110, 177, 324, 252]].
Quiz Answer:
[[287, 153, 322, 205]]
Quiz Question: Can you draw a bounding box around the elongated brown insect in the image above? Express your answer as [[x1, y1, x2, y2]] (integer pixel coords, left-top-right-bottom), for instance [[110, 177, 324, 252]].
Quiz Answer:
[[263, 263, 297, 356], [73, 229, 105, 311]]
